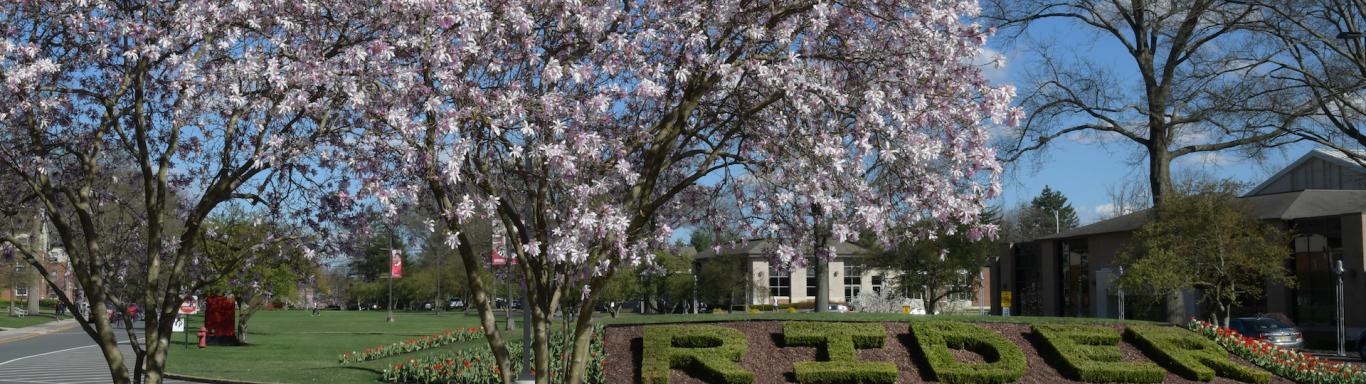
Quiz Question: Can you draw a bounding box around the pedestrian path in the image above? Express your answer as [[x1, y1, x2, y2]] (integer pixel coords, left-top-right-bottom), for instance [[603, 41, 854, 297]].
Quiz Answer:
[[0, 342, 191, 384], [0, 319, 78, 345]]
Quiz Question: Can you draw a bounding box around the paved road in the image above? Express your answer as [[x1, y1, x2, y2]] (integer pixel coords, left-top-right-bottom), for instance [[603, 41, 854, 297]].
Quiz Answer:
[[0, 328, 189, 384]]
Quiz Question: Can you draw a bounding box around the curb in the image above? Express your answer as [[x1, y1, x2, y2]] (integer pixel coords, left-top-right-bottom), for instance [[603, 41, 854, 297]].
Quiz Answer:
[[165, 373, 282, 384]]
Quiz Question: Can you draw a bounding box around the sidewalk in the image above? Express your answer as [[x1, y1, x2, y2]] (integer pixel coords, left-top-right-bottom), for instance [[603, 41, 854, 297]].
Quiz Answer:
[[0, 318, 78, 344]]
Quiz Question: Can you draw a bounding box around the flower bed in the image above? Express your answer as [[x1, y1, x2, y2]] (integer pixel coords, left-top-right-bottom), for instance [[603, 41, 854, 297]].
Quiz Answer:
[[1189, 319, 1366, 384], [339, 327, 484, 364], [381, 326, 607, 384]]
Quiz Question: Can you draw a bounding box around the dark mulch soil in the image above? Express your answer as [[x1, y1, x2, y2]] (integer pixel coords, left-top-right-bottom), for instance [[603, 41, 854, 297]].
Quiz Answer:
[[603, 321, 1292, 384]]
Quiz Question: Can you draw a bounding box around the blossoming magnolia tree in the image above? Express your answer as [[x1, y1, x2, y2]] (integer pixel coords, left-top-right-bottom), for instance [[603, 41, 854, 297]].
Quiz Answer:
[[343, 1, 1015, 383], [0, 2, 363, 383]]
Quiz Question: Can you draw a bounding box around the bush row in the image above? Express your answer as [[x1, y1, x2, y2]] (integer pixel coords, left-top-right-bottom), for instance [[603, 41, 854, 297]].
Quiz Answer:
[[1032, 324, 1166, 383], [379, 326, 606, 384], [908, 320, 1027, 384], [339, 327, 484, 364], [1125, 324, 1269, 383], [642, 324, 753, 384], [784, 322, 897, 383]]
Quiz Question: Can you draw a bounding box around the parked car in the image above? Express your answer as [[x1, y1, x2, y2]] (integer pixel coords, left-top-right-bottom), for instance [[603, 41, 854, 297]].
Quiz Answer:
[[1359, 330, 1365, 361], [828, 304, 850, 313], [1229, 317, 1303, 349], [448, 299, 465, 310]]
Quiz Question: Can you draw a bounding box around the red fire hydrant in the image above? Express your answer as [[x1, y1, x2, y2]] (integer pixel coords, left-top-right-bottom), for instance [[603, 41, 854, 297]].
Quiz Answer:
[[197, 326, 208, 349]]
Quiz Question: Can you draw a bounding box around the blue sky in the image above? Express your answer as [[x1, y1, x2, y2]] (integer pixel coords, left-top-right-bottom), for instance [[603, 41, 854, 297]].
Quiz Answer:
[[985, 18, 1318, 224]]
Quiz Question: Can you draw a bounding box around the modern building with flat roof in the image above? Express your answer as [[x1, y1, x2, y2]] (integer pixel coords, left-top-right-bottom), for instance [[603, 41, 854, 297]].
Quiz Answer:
[[991, 148, 1366, 347]]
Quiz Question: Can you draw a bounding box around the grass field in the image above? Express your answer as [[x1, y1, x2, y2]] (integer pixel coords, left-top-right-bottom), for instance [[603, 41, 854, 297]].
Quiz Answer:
[[166, 310, 518, 383], [0, 305, 62, 330]]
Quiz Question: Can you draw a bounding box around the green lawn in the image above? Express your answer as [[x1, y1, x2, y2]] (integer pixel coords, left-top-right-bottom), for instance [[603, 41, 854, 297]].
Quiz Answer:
[[166, 310, 519, 384], [165, 310, 1155, 383], [0, 305, 62, 330]]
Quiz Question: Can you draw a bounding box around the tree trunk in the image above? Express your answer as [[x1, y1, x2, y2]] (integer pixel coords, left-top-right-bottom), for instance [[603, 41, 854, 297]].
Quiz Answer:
[[813, 204, 830, 313], [27, 214, 43, 314], [564, 280, 604, 384], [533, 303, 550, 384], [1148, 148, 1174, 207]]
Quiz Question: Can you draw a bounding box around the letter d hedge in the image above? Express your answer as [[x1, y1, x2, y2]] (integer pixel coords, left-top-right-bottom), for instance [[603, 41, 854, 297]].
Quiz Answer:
[[909, 321, 1027, 384]]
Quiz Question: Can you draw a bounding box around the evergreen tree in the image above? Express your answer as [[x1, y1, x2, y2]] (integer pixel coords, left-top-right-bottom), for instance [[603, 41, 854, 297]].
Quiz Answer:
[[1018, 186, 1080, 240]]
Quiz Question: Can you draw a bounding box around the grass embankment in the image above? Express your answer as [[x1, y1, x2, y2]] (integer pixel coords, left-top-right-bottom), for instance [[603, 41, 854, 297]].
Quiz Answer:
[[166, 310, 516, 384], [603, 312, 1157, 326], [166, 310, 1156, 383], [0, 304, 63, 330]]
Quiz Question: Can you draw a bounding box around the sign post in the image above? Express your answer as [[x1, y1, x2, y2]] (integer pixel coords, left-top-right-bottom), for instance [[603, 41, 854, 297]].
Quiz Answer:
[[388, 248, 401, 323], [1000, 290, 1012, 317]]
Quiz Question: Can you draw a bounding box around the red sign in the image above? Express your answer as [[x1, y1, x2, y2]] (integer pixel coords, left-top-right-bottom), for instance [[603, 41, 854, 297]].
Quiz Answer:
[[204, 296, 236, 338], [390, 250, 402, 278], [179, 300, 199, 315]]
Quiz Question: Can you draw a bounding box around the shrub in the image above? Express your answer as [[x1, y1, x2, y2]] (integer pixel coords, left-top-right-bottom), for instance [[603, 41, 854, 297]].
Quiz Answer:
[[1189, 319, 1366, 384], [380, 326, 607, 384], [784, 322, 897, 384], [1032, 325, 1165, 383], [642, 324, 754, 384], [909, 320, 1026, 384], [1125, 324, 1269, 383]]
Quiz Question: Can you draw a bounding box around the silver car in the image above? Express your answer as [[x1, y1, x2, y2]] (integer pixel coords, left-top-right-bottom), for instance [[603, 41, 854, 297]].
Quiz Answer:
[[1229, 317, 1303, 349]]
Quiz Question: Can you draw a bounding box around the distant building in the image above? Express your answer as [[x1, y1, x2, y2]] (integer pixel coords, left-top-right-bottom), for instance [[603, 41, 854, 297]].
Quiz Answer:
[[991, 148, 1366, 347], [695, 239, 991, 310]]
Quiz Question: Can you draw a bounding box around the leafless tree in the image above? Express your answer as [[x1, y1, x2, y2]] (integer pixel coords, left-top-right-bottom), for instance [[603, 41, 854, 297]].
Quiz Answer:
[[1103, 177, 1151, 220], [1248, 0, 1366, 165], [984, 0, 1302, 205]]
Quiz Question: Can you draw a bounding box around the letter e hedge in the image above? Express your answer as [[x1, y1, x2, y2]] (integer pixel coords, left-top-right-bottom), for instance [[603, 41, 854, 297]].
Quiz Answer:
[[1033, 325, 1165, 383]]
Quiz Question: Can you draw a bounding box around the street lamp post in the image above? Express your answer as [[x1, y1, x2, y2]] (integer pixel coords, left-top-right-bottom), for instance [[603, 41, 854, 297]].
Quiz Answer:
[[1117, 266, 1126, 320], [1334, 258, 1345, 356]]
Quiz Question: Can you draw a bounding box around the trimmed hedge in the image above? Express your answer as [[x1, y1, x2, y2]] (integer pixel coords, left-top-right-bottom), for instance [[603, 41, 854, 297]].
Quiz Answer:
[[1124, 325, 1269, 383], [642, 324, 754, 384], [909, 320, 1027, 384], [1032, 325, 1165, 383], [784, 322, 898, 383]]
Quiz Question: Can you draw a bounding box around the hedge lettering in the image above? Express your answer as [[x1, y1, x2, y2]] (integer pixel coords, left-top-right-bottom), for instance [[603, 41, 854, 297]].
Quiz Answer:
[[783, 322, 898, 384], [642, 324, 754, 384], [1125, 325, 1269, 383], [909, 321, 1027, 384], [1032, 325, 1166, 383]]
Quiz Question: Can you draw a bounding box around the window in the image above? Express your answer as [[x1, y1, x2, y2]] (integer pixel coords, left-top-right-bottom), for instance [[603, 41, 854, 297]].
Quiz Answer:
[[871, 275, 884, 295], [843, 264, 863, 302], [948, 270, 975, 301], [769, 268, 790, 297], [805, 265, 817, 298], [15, 287, 27, 297]]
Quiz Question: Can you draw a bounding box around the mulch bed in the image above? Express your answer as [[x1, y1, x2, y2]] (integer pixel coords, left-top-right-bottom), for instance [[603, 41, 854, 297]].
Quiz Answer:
[[603, 321, 1292, 384]]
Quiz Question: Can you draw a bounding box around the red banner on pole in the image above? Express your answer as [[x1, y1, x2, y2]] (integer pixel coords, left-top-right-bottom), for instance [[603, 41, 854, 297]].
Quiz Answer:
[[390, 249, 402, 278]]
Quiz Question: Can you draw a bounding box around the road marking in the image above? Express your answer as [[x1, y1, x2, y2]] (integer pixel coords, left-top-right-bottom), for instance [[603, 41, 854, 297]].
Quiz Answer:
[[0, 344, 101, 367]]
